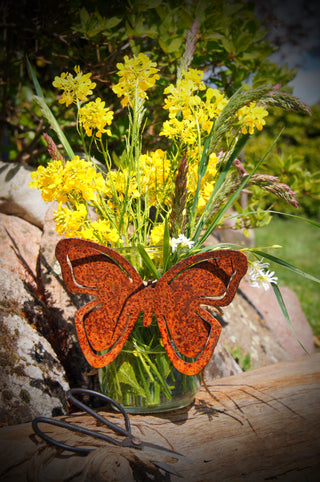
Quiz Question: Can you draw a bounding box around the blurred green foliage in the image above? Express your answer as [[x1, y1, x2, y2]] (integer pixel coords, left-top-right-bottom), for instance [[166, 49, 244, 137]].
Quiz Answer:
[[255, 216, 320, 336], [2, 0, 296, 166], [244, 104, 320, 219], [230, 345, 252, 371]]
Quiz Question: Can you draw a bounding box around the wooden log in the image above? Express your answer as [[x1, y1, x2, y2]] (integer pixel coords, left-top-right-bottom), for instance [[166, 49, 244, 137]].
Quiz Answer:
[[0, 353, 320, 481]]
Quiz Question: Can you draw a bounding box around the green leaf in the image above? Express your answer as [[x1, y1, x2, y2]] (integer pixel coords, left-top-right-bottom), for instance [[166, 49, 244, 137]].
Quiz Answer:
[[162, 218, 171, 273], [272, 283, 309, 355], [26, 57, 44, 98], [117, 361, 146, 397], [156, 353, 172, 379], [227, 210, 320, 229], [253, 250, 320, 284], [137, 244, 160, 280], [33, 96, 75, 160], [104, 16, 122, 30]]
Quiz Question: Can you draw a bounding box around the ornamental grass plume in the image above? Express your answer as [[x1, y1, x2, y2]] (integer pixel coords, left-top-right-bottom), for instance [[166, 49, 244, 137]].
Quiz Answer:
[[233, 159, 299, 208], [169, 154, 188, 237], [43, 133, 65, 162]]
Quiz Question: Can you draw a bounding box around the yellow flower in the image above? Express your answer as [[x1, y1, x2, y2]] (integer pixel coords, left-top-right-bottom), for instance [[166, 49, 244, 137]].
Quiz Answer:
[[187, 152, 218, 212], [198, 182, 215, 211], [54, 203, 87, 236], [112, 53, 159, 107], [205, 88, 228, 119], [29, 160, 66, 203], [149, 223, 165, 245], [31, 155, 106, 206], [106, 169, 139, 203], [80, 219, 120, 247], [237, 102, 268, 135], [78, 98, 114, 138], [161, 70, 229, 143], [160, 117, 198, 145], [62, 156, 106, 202], [163, 68, 205, 117], [139, 149, 173, 206], [52, 66, 96, 106]]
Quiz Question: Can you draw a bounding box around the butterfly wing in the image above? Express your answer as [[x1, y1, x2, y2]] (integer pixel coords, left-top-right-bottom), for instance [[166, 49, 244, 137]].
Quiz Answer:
[[55, 238, 144, 367], [155, 250, 248, 375]]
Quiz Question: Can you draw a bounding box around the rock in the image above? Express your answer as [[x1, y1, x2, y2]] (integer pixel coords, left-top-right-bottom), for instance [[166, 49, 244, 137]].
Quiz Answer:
[[0, 265, 33, 308], [0, 268, 69, 426], [0, 212, 42, 288], [0, 161, 50, 228], [205, 343, 243, 382], [217, 290, 290, 370], [239, 278, 315, 359]]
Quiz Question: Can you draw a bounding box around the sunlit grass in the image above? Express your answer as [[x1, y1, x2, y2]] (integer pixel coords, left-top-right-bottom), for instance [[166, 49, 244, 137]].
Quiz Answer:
[[255, 216, 320, 337]]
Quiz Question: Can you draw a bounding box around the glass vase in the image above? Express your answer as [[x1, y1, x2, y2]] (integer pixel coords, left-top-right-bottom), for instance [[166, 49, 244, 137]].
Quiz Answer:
[[98, 246, 201, 413]]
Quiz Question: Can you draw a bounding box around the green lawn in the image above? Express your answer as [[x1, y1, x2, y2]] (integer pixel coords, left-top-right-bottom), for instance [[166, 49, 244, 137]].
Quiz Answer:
[[254, 216, 320, 337]]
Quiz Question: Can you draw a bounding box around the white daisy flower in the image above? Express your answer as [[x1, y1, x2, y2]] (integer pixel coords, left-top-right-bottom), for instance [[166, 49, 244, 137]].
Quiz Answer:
[[169, 234, 194, 253], [248, 258, 278, 291]]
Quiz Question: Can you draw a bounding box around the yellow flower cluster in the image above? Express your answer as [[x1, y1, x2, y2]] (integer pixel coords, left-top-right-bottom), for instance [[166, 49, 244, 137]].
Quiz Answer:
[[162, 68, 206, 117], [32, 53, 271, 250], [30, 156, 105, 205], [54, 204, 87, 236], [78, 98, 114, 138], [149, 223, 165, 245], [160, 69, 228, 144], [52, 66, 96, 106], [30, 156, 121, 245], [139, 149, 173, 206], [188, 152, 219, 212], [29, 160, 66, 202], [237, 102, 268, 135], [105, 169, 139, 205], [112, 53, 160, 107], [80, 219, 120, 246]]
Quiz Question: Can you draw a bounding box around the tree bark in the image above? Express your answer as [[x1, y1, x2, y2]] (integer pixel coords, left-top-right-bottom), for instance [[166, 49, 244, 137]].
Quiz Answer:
[[1, 353, 319, 481]]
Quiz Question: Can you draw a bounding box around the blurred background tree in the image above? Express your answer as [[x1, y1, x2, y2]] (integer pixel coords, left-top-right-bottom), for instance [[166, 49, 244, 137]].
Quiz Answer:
[[1, 0, 294, 160]]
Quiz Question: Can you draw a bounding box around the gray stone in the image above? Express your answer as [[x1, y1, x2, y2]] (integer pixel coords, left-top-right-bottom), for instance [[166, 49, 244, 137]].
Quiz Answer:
[[0, 212, 42, 287], [0, 161, 51, 228], [217, 290, 290, 370], [239, 278, 315, 359], [0, 269, 69, 425], [205, 343, 243, 382]]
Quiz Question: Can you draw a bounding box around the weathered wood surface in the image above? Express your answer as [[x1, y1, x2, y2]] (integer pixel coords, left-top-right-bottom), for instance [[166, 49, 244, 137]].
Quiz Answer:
[[1, 353, 320, 481]]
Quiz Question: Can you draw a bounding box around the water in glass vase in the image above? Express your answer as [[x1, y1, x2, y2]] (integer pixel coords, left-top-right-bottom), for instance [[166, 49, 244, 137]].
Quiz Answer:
[[98, 318, 201, 413], [98, 246, 201, 413]]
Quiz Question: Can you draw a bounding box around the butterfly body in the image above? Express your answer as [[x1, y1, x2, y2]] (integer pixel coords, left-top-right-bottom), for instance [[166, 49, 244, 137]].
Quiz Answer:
[[55, 238, 248, 375]]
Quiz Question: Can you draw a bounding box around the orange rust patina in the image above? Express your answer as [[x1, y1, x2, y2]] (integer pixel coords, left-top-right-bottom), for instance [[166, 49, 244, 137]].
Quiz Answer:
[[55, 238, 248, 375]]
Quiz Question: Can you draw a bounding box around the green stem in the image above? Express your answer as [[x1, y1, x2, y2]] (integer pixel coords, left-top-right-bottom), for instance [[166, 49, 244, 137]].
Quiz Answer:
[[137, 359, 153, 404]]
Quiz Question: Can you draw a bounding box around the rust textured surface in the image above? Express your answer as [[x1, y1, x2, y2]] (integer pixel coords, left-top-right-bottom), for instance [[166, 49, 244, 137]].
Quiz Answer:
[[55, 238, 248, 375]]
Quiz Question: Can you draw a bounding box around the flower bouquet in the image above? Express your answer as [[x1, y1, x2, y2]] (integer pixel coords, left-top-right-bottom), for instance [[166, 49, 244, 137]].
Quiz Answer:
[[29, 32, 315, 411]]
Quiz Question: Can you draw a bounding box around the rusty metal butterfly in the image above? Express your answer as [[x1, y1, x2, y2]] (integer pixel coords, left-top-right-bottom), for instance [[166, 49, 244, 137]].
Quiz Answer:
[[55, 238, 248, 375]]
